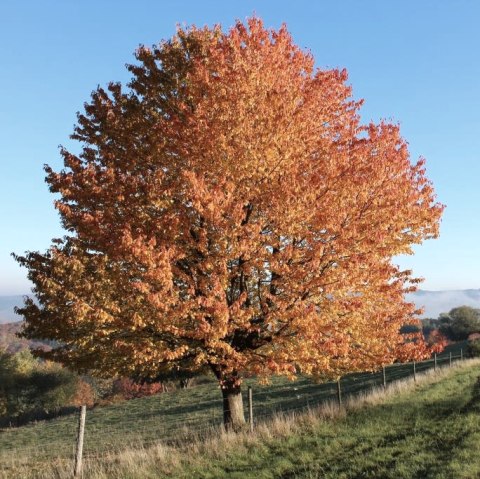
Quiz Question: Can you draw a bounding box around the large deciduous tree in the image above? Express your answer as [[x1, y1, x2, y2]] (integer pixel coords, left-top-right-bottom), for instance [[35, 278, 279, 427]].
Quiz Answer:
[[15, 18, 443, 429]]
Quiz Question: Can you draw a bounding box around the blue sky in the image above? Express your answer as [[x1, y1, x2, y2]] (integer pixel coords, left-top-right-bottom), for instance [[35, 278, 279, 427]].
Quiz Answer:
[[0, 0, 479, 295]]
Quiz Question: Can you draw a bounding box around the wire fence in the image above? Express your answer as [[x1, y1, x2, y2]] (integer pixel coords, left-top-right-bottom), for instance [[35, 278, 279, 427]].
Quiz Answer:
[[0, 351, 467, 474]]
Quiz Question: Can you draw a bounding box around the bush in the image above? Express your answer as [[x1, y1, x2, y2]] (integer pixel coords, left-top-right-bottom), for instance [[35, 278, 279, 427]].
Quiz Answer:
[[69, 378, 96, 407], [0, 349, 85, 426], [111, 377, 163, 400], [467, 340, 480, 358]]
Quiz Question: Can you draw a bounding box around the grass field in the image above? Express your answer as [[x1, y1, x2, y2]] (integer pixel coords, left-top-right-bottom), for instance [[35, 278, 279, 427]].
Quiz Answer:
[[0, 351, 471, 478], [163, 358, 480, 479]]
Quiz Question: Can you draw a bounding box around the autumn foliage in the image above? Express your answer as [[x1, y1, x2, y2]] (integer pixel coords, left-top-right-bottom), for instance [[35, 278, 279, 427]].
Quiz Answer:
[[111, 377, 163, 400], [426, 329, 449, 354], [15, 18, 443, 427]]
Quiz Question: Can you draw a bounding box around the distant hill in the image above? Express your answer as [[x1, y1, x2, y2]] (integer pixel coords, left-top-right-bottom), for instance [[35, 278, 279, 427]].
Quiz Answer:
[[0, 296, 53, 352], [406, 289, 480, 319], [0, 321, 52, 353]]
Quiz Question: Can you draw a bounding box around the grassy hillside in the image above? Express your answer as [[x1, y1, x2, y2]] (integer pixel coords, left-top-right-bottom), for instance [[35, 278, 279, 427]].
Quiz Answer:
[[0, 353, 473, 478], [165, 359, 480, 479], [27, 359, 480, 478]]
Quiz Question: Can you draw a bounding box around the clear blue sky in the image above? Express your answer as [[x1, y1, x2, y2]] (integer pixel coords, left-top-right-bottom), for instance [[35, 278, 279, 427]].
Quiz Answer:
[[1, 0, 479, 295]]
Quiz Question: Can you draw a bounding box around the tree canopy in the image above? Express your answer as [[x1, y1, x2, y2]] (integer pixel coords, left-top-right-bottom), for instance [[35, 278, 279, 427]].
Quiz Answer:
[[15, 18, 443, 428], [439, 306, 480, 341]]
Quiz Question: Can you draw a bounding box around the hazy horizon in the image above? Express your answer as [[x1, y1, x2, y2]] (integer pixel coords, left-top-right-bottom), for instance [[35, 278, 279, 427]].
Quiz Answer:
[[3, 289, 480, 324]]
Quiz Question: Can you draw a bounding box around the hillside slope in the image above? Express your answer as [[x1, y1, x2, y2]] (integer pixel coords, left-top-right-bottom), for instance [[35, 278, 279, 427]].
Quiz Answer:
[[178, 361, 480, 479], [0, 357, 477, 478], [0, 322, 52, 353], [81, 361, 480, 478]]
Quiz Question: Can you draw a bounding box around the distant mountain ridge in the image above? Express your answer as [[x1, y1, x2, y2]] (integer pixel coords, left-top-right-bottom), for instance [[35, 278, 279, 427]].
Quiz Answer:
[[1, 289, 480, 325], [0, 321, 53, 353], [406, 289, 480, 319]]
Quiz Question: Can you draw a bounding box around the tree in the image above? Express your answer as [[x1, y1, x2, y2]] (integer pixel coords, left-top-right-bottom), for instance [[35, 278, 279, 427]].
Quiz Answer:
[[15, 18, 443, 429], [439, 306, 480, 341]]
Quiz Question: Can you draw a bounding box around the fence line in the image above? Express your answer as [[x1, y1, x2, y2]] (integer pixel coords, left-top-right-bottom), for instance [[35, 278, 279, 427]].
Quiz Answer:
[[0, 350, 467, 471]]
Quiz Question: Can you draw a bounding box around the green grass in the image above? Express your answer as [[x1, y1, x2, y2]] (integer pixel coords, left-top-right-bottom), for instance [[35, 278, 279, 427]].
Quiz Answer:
[[0, 351, 468, 477], [152, 360, 480, 479], [3, 358, 478, 479]]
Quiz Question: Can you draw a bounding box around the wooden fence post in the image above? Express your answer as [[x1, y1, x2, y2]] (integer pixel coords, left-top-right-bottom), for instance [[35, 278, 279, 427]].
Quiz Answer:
[[248, 386, 253, 433], [337, 379, 342, 407], [74, 405, 86, 478], [413, 361, 416, 382], [461, 348, 464, 361], [434, 353, 437, 372], [382, 366, 386, 389], [449, 352, 452, 367]]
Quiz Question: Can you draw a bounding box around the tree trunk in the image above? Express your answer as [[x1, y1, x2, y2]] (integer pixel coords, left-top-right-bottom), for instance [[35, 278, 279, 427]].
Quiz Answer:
[[221, 379, 246, 431]]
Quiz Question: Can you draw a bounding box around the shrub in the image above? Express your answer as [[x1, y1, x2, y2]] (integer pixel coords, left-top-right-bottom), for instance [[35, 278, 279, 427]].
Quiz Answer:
[[0, 349, 85, 426], [111, 377, 163, 400], [467, 340, 480, 358]]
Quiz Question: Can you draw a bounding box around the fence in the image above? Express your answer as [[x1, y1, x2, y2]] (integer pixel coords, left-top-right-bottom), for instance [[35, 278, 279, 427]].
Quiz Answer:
[[0, 350, 466, 476]]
